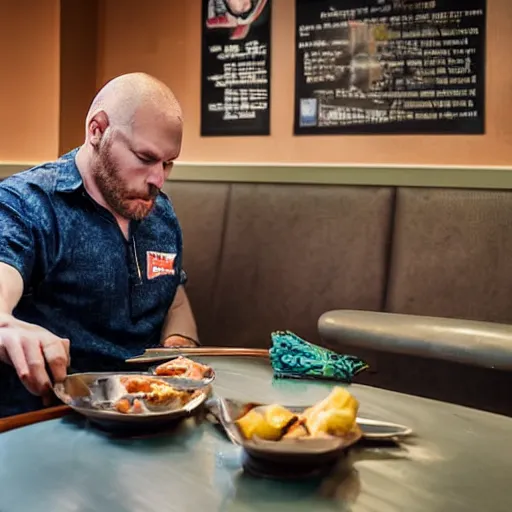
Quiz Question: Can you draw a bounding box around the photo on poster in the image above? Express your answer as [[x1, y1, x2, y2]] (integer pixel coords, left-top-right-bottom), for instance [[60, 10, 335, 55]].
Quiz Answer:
[[201, 0, 272, 136], [294, 0, 486, 135]]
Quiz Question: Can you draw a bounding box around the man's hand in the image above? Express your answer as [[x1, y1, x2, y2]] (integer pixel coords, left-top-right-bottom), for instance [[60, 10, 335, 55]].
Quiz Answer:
[[163, 334, 198, 348], [0, 314, 70, 397]]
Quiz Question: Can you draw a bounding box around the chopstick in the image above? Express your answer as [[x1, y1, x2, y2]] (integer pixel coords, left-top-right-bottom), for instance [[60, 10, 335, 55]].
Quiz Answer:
[[125, 347, 269, 363], [0, 405, 72, 434]]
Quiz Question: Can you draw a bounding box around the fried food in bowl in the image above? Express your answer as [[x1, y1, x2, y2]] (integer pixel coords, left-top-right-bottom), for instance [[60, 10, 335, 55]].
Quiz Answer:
[[110, 375, 200, 414], [235, 387, 360, 442], [153, 356, 213, 380]]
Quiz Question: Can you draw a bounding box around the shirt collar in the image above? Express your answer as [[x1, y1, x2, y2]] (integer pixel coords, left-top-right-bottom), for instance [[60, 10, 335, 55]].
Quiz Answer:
[[55, 148, 84, 193]]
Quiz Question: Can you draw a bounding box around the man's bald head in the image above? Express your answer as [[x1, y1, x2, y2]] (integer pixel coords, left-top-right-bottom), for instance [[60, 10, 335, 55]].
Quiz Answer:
[[78, 73, 183, 221], [85, 72, 182, 138]]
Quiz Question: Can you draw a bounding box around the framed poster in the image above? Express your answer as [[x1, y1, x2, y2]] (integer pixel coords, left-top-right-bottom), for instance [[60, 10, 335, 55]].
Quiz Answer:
[[201, 0, 272, 136], [294, 0, 486, 135]]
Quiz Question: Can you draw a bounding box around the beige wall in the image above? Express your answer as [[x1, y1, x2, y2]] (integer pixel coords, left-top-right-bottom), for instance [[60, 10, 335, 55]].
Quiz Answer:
[[1, 0, 511, 175], [59, 0, 98, 155], [0, 0, 60, 163], [96, 0, 512, 167], [97, 0, 187, 97]]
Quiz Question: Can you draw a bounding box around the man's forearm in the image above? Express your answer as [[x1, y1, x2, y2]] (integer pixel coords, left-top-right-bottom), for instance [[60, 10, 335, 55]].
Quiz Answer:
[[160, 286, 198, 344]]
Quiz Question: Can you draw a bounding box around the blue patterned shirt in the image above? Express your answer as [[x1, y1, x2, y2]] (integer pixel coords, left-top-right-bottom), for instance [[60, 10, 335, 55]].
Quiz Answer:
[[0, 149, 186, 416]]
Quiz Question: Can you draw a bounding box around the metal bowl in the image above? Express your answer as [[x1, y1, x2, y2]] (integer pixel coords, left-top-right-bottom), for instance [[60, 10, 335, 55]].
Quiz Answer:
[[206, 397, 363, 466], [53, 372, 209, 432], [207, 397, 412, 464]]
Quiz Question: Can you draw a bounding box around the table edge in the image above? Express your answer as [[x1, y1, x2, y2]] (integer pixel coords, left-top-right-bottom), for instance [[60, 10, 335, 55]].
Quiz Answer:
[[0, 405, 73, 434]]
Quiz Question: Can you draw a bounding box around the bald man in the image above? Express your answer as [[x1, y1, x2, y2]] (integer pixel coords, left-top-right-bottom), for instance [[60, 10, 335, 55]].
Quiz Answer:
[[0, 73, 198, 417]]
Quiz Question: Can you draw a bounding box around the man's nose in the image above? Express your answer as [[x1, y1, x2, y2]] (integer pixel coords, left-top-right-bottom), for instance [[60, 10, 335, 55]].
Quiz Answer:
[[146, 164, 165, 189]]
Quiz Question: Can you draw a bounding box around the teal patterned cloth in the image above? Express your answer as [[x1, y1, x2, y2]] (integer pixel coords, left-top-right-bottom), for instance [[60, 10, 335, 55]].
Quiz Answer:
[[269, 330, 368, 383]]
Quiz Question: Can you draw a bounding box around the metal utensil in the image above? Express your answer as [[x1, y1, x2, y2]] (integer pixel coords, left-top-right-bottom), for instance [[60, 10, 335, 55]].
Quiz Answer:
[[125, 347, 269, 364]]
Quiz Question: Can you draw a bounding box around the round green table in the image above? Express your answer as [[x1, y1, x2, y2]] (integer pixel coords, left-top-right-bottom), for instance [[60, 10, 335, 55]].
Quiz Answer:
[[1, 356, 510, 512]]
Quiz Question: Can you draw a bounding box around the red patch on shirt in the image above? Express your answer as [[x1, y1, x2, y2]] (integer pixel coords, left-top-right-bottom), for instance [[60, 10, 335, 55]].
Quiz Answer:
[[146, 251, 176, 280]]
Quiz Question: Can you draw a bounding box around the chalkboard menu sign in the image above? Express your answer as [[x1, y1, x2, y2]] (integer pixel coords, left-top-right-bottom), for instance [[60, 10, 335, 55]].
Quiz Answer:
[[201, 0, 272, 136], [294, 0, 486, 135]]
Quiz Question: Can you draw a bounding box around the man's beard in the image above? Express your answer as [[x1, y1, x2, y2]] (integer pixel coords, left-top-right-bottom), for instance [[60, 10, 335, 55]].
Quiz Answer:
[[92, 141, 159, 221]]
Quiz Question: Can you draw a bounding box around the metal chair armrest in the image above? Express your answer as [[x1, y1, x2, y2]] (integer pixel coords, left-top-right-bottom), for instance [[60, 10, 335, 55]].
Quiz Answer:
[[318, 310, 512, 371]]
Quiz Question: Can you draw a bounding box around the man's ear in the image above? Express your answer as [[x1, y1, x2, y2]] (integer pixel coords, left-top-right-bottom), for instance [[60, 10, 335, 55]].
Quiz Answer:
[[87, 111, 109, 148]]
